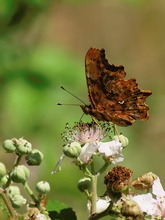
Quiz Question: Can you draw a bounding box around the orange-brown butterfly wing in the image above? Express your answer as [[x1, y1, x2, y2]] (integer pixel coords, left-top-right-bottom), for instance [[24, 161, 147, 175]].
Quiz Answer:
[[81, 48, 152, 126]]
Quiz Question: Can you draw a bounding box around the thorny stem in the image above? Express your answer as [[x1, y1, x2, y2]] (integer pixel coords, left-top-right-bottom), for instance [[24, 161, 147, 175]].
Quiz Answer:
[[0, 188, 17, 219]]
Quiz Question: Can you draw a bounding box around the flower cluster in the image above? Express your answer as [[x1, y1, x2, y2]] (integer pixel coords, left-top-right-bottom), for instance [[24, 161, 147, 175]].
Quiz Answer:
[[55, 121, 129, 218], [56, 121, 165, 220], [0, 137, 51, 219]]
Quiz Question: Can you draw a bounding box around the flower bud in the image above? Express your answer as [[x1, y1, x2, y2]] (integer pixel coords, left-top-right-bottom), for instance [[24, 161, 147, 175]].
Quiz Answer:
[[3, 140, 16, 153], [16, 138, 32, 155], [7, 186, 21, 199], [10, 165, 30, 183], [25, 149, 44, 166], [0, 175, 8, 187], [63, 142, 81, 158], [77, 177, 91, 192], [36, 181, 50, 194], [0, 162, 7, 178], [11, 194, 26, 208], [112, 135, 129, 148]]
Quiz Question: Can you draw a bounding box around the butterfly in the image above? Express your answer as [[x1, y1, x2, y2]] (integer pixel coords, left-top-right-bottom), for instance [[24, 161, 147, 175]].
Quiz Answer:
[[80, 48, 152, 126]]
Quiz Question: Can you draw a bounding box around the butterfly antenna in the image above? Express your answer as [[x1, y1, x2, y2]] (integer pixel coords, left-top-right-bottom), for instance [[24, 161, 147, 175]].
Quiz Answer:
[[60, 86, 86, 105]]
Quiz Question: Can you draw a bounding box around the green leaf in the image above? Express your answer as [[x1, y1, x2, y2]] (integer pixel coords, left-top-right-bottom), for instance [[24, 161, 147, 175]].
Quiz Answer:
[[47, 200, 77, 220]]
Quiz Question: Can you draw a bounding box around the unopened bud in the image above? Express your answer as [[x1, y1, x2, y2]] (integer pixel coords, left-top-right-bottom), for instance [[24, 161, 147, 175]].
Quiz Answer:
[[3, 140, 16, 153], [63, 142, 81, 158], [36, 181, 50, 194], [0, 175, 8, 187], [112, 135, 129, 148], [15, 138, 32, 155], [7, 186, 21, 199], [10, 165, 30, 183], [25, 149, 44, 166], [11, 195, 26, 208], [77, 177, 91, 192]]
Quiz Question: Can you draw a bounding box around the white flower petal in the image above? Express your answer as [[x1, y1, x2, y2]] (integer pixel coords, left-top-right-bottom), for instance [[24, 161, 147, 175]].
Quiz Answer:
[[152, 178, 165, 197], [111, 154, 124, 164], [87, 197, 111, 215], [132, 193, 158, 215], [98, 140, 122, 156], [96, 198, 110, 213], [98, 140, 123, 164], [151, 178, 165, 217], [79, 142, 98, 163]]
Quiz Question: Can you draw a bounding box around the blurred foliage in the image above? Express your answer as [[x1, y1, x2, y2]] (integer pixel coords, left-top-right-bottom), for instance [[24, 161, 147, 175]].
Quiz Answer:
[[0, 0, 164, 219]]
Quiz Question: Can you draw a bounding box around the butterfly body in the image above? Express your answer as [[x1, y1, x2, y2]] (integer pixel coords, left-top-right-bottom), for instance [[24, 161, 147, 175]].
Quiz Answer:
[[81, 48, 152, 126]]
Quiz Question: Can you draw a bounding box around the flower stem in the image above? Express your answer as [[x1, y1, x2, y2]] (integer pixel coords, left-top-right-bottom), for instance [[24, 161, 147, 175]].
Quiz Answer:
[[90, 174, 99, 215], [23, 182, 38, 205]]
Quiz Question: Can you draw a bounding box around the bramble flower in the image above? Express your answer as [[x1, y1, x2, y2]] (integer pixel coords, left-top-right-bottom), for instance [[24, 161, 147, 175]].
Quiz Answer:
[[62, 122, 125, 164], [79, 139, 123, 164], [61, 122, 110, 144]]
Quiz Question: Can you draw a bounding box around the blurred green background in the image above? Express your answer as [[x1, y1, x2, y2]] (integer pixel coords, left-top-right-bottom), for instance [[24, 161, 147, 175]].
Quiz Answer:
[[0, 0, 164, 219]]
